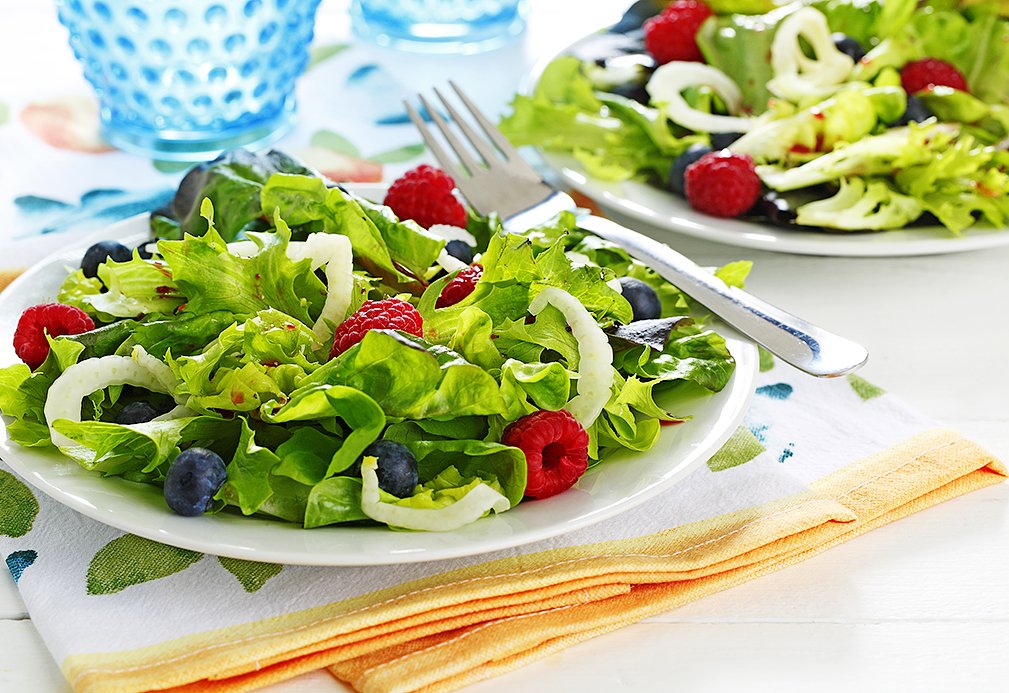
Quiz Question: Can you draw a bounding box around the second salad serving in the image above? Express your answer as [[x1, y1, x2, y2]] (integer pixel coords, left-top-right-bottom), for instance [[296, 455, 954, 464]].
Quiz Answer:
[[501, 0, 1009, 234]]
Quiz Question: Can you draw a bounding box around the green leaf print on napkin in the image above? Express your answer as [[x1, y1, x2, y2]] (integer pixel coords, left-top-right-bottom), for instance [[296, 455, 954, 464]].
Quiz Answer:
[[369, 144, 426, 164], [307, 43, 349, 70], [87, 535, 204, 595], [310, 129, 424, 164], [847, 374, 886, 401], [706, 425, 766, 472], [311, 130, 360, 157], [0, 469, 40, 538], [217, 556, 283, 593]]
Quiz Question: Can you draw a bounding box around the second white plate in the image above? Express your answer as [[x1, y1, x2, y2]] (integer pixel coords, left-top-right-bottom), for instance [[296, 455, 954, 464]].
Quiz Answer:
[[528, 31, 1009, 258]]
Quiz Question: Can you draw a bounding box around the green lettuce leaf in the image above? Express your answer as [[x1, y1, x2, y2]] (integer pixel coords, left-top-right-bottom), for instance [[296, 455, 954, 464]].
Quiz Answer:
[[498, 358, 572, 420], [52, 416, 239, 477], [0, 337, 87, 447], [304, 476, 369, 528], [218, 418, 282, 515], [168, 309, 322, 414], [304, 330, 509, 420], [499, 56, 690, 182], [157, 202, 316, 324], [170, 148, 316, 241], [118, 310, 239, 361], [260, 173, 443, 284], [261, 384, 385, 478], [613, 327, 736, 393], [56, 270, 119, 323], [853, 1, 1009, 105], [84, 256, 185, 319], [494, 303, 580, 366]]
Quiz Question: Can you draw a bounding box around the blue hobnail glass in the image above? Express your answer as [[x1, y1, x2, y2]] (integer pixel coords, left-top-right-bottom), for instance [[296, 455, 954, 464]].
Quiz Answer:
[[350, 0, 527, 54], [56, 0, 322, 161]]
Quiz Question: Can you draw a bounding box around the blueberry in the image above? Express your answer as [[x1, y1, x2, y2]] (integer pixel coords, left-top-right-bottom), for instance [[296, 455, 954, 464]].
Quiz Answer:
[[135, 238, 162, 260], [114, 401, 159, 425], [155, 396, 178, 415], [445, 239, 475, 265], [608, 0, 662, 34], [609, 81, 651, 105], [710, 132, 744, 150], [617, 277, 662, 322], [668, 143, 712, 196], [833, 34, 866, 63], [163, 447, 227, 516], [359, 440, 419, 498], [895, 95, 933, 126], [81, 240, 131, 278]]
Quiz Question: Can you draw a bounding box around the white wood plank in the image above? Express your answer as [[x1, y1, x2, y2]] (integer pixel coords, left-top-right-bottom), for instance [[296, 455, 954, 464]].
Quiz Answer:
[[652, 484, 1009, 624], [0, 620, 72, 692], [0, 572, 28, 619], [459, 622, 1009, 693], [668, 240, 1009, 425]]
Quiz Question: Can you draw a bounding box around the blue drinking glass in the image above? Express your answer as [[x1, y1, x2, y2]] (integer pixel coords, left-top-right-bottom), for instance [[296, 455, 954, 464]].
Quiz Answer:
[[55, 0, 322, 161], [350, 0, 528, 54]]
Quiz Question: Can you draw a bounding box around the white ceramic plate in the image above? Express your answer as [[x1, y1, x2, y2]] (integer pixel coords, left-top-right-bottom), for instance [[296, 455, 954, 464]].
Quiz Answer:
[[526, 32, 1009, 258], [0, 202, 758, 566]]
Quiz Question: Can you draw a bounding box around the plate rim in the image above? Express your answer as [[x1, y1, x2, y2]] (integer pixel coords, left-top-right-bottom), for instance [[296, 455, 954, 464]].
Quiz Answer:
[[521, 26, 1009, 258], [0, 202, 759, 566]]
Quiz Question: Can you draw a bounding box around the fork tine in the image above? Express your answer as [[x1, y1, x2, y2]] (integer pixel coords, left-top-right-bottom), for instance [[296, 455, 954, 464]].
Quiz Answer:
[[432, 87, 501, 170], [449, 81, 522, 162], [417, 93, 485, 179], [404, 99, 465, 183]]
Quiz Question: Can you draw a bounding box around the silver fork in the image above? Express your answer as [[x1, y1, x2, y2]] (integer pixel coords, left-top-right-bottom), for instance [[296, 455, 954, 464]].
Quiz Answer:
[[405, 83, 868, 378]]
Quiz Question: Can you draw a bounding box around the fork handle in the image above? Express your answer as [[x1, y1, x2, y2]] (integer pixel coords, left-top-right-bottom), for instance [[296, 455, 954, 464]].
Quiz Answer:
[[575, 214, 868, 378]]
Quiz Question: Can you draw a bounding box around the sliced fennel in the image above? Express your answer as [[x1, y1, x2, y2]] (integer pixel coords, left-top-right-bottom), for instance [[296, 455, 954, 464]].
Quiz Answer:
[[359, 457, 510, 531], [767, 7, 855, 103], [426, 224, 478, 273], [230, 232, 354, 347], [528, 286, 613, 428], [436, 249, 467, 274], [44, 346, 180, 449], [427, 224, 477, 247], [287, 233, 354, 347], [646, 62, 754, 134]]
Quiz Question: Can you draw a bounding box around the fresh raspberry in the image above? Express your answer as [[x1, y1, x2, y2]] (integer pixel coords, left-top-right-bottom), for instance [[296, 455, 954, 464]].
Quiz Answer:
[[900, 58, 969, 95], [13, 303, 95, 370], [501, 409, 590, 500], [684, 150, 762, 218], [383, 164, 467, 229], [329, 297, 423, 359], [644, 0, 714, 65], [436, 264, 483, 309]]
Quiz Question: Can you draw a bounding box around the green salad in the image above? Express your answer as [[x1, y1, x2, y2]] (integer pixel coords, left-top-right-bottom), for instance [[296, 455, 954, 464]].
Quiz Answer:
[[0, 151, 746, 532], [500, 0, 1009, 233]]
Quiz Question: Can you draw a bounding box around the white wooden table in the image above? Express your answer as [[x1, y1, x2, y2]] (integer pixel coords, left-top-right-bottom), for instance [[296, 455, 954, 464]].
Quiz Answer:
[[2, 1, 1007, 691]]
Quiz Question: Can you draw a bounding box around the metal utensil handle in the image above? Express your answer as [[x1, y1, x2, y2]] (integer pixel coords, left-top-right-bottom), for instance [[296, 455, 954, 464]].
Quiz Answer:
[[576, 214, 868, 378]]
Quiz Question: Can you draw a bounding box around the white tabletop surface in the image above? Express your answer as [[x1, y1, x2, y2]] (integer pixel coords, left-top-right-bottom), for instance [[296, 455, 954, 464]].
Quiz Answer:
[[2, 1, 1008, 692]]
